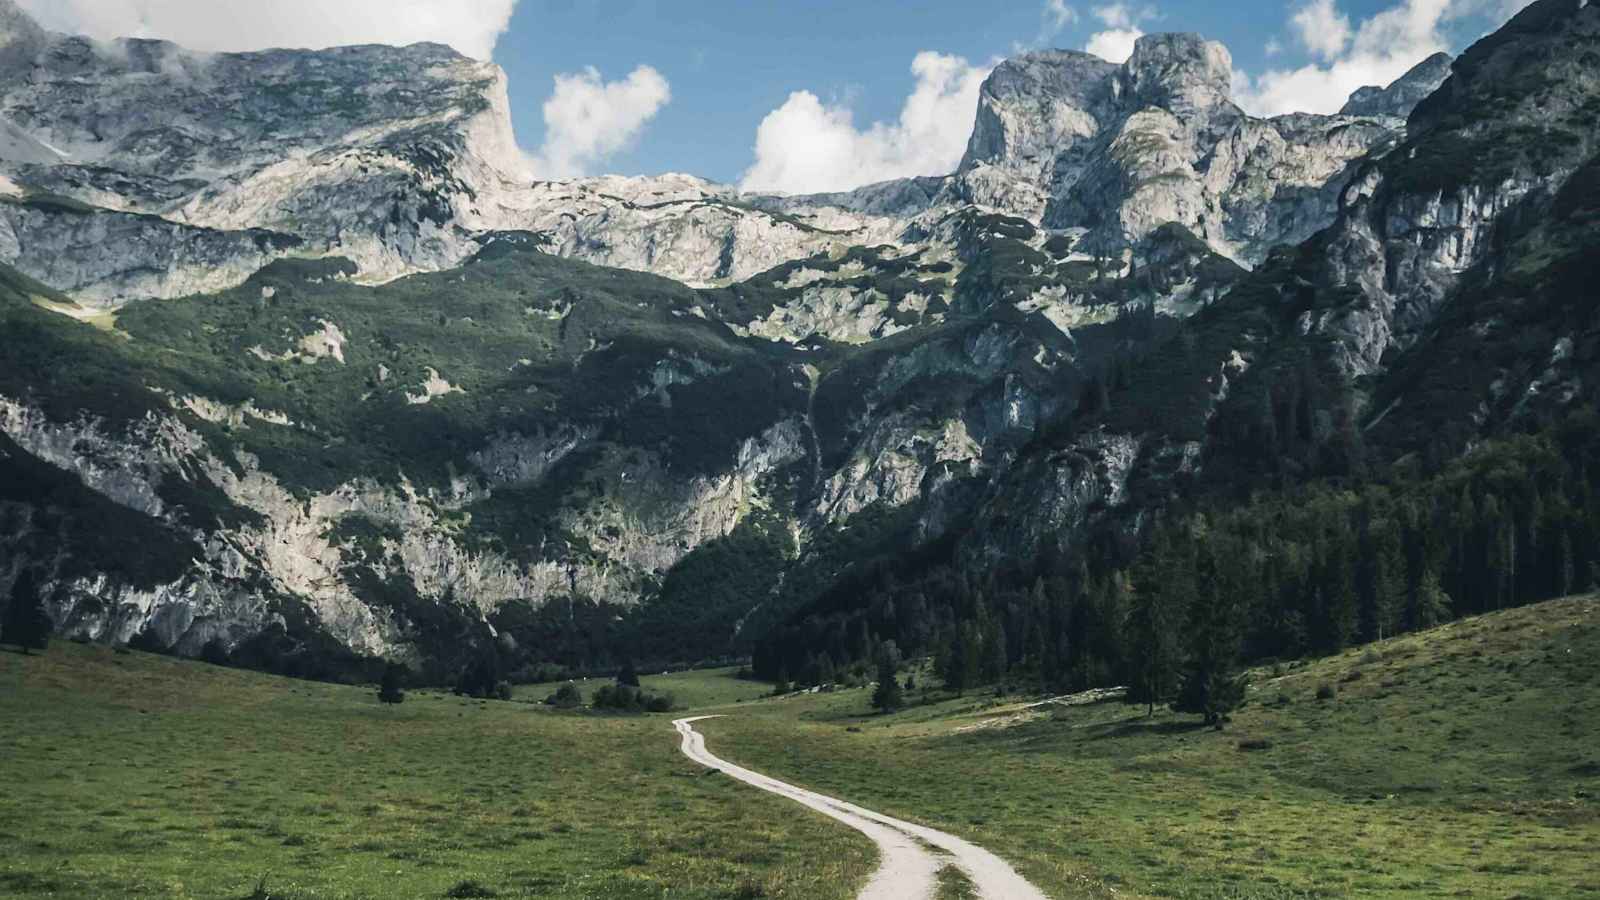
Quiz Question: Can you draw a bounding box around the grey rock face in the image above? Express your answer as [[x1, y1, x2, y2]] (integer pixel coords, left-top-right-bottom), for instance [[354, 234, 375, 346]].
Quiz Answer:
[[0, 3, 1442, 308], [0, 0, 1508, 669], [1340, 52, 1454, 119], [0, 1, 887, 304], [954, 34, 1438, 266]]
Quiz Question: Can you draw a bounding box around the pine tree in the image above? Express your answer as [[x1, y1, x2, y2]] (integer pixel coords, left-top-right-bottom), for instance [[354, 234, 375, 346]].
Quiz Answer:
[[1127, 541, 1183, 716], [1374, 525, 1406, 641], [1415, 567, 1451, 629], [1172, 557, 1246, 727], [2, 570, 50, 655], [982, 623, 1008, 684], [944, 625, 977, 694], [618, 658, 641, 688], [817, 654, 837, 688], [871, 655, 904, 713], [1558, 531, 1575, 598], [377, 662, 407, 704]]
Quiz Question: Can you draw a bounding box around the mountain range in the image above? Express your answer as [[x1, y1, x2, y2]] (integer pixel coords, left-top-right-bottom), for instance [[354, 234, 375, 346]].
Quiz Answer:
[[1, 0, 1595, 682]]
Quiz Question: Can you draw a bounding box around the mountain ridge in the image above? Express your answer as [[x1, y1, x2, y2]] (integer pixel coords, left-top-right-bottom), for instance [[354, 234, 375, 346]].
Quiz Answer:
[[4, 0, 1596, 686]]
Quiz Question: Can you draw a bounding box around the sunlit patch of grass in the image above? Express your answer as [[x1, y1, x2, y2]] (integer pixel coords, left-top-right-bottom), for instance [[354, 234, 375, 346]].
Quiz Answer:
[[703, 597, 1600, 899], [0, 645, 873, 899]]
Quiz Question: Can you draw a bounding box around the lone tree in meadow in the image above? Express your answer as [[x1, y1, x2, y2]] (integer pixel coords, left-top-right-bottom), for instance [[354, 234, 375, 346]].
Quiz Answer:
[[1128, 543, 1184, 717], [618, 658, 641, 688], [871, 654, 904, 714], [2, 570, 51, 655], [378, 662, 407, 705], [1172, 555, 1247, 727]]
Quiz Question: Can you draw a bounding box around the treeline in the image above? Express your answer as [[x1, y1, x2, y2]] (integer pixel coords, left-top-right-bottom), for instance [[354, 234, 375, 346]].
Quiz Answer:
[[755, 413, 1600, 710]]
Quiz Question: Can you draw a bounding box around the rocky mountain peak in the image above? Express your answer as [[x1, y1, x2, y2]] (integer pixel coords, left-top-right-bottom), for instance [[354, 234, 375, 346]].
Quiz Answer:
[[0, 0, 44, 65], [1339, 51, 1453, 118], [1119, 33, 1235, 119], [952, 31, 1405, 264]]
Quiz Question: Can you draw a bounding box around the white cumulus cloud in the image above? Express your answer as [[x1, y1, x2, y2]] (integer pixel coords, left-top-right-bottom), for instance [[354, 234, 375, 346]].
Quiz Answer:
[[1235, 0, 1453, 116], [1291, 0, 1354, 61], [528, 65, 672, 179], [15, 0, 519, 60], [1236, 0, 1538, 117], [1042, 0, 1079, 38], [1084, 4, 1150, 64], [739, 51, 993, 196]]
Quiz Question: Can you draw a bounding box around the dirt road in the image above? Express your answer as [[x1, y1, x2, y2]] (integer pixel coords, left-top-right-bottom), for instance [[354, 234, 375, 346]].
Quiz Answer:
[[673, 716, 1049, 900]]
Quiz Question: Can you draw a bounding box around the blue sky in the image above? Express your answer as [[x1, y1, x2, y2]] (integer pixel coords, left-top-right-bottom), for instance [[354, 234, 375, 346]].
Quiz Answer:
[[30, 0, 1532, 192]]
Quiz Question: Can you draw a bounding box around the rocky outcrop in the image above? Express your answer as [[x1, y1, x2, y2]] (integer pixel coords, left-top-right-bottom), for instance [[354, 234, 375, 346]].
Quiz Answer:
[[0, 0, 1446, 309], [0, 1, 898, 304], [1306, 0, 1600, 376], [0, 387, 808, 658], [1340, 52, 1453, 119], [953, 35, 1434, 265]]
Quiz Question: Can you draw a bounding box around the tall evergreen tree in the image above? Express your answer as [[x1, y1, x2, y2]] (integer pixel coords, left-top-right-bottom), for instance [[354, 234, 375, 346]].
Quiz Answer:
[[1373, 524, 1406, 641], [618, 658, 641, 688], [1414, 567, 1452, 630], [378, 662, 407, 705], [871, 655, 904, 713], [2, 570, 50, 655], [983, 623, 1009, 684], [1173, 555, 1247, 726], [1127, 540, 1183, 716]]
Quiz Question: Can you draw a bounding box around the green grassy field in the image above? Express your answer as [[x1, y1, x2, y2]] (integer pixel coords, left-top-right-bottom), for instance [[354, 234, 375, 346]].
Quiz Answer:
[[3, 599, 1597, 899], [515, 667, 768, 712], [0, 648, 872, 900], [700, 597, 1600, 899]]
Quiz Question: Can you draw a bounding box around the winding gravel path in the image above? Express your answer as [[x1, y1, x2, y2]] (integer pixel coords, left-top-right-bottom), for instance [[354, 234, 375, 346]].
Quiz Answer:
[[673, 716, 1050, 900]]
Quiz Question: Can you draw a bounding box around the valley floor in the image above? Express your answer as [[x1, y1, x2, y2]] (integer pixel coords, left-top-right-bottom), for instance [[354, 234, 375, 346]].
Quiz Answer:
[[2, 597, 1597, 899], [703, 597, 1600, 899], [0, 649, 873, 899]]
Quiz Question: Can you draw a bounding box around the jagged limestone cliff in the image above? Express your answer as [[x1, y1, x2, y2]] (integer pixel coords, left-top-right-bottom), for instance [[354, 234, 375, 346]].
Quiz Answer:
[[16, 0, 1592, 679]]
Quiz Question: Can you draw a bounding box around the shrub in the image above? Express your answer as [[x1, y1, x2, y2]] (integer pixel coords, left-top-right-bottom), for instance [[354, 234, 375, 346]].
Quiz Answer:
[[1316, 683, 1337, 701], [494, 681, 513, 702], [1238, 738, 1274, 752], [593, 683, 674, 713], [444, 881, 498, 899], [545, 683, 582, 709], [200, 639, 231, 667]]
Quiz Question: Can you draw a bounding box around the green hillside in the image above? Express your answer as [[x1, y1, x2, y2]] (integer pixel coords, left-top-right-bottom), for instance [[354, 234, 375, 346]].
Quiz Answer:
[[712, 597, 1600, 898]]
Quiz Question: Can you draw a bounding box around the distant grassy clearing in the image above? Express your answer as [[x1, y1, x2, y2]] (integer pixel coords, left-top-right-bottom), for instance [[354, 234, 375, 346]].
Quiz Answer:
[[703, 598, 1600, 899], [515, 666, 768, 713], [29, 295, 120, 332], [0, 647, 872, 899]]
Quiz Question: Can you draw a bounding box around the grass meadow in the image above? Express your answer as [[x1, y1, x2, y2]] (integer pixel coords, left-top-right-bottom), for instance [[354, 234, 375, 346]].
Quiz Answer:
[[703, 597, 1600, 899], [2, 598, 1596, 898], [0, 648, 870, 899]]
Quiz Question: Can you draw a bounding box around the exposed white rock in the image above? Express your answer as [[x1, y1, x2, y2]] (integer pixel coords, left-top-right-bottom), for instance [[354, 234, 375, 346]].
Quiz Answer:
[[179, 395, 296, 429], [0, 6, 1429, 308], [405, 368, 463, 405], [0, 391, 809, 656], [817, 416, 983, 522], [298, 319, 347, 364]]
